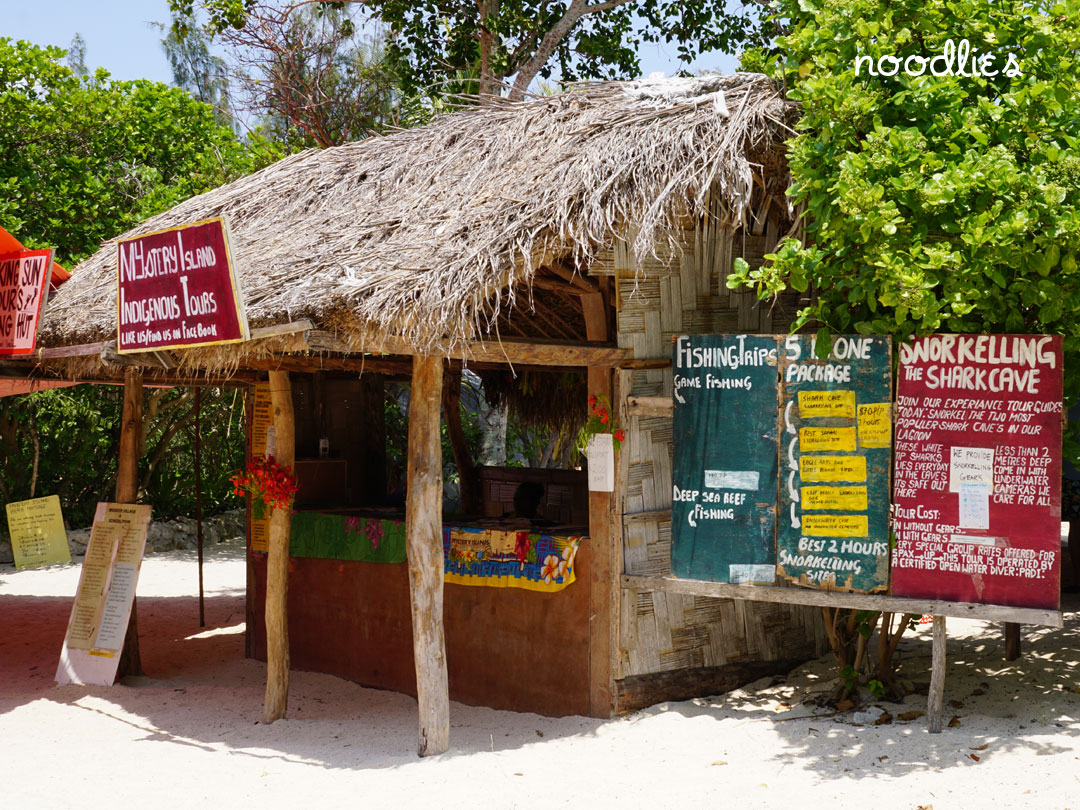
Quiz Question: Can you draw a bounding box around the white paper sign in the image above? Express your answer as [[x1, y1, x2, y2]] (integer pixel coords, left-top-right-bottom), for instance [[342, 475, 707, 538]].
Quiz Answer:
[[958, 482, 991, 530], [93, 563, 139, 652], [704, 470, 760, 490], [728, 564, 776, 584], [587, 433, 615, 492], [949, 446, 994, 492]]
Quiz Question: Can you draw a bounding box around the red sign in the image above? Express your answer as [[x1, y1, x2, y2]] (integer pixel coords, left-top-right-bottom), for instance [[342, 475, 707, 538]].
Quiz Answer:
[[0, 248, 53, 356], [891, 334, 1062, 610], [117, 218, 248, 353]]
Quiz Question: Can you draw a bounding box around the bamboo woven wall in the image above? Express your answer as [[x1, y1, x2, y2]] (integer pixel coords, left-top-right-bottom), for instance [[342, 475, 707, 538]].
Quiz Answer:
[[591, 209, 827, 681]]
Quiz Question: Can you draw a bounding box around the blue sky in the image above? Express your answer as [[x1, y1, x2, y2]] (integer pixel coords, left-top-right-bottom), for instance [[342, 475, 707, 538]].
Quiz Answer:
[[5, 1, 737, 85]]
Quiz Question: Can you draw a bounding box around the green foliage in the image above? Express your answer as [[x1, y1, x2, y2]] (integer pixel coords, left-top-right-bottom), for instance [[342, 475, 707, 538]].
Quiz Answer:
[[0, 38, 257, 265], [730, 0, 1080, 407], [0, 386, 122, 527], [0, 386, 245, 529], [175, 1, 767, 100]]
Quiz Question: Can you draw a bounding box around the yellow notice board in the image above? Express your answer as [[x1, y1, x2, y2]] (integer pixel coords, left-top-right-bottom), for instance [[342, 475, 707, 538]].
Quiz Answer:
[[249, 382, 272, 553], [857, 403, 892, 449], [5, 495, 71, 568], [800, 455, 867, 482], [799, 426, 857, 452], [802, 486, 868, 511], [802, 514, 869, 538], [798, 390, 855, 418]]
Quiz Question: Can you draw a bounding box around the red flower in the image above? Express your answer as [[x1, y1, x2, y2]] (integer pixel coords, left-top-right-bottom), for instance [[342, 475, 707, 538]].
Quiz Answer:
[[588, 395, 597, 407], [613, 429, 625, 442]]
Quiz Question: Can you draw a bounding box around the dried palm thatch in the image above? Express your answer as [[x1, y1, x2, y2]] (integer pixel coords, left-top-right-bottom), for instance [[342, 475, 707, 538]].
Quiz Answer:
[[40, 73, 795, 355]]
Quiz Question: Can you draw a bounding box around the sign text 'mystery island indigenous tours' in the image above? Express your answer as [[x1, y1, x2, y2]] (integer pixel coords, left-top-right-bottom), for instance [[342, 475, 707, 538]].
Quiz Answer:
[[116, 217, 249, 353], [891, 334, 1062, 610], [0, 247, 52, 356]]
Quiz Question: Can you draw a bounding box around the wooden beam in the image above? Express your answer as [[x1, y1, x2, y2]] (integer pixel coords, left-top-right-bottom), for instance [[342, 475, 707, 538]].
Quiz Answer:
[[245, 355, 411, 375], [34, 319, 312, 364], [304, 331, 628, 367], [528, 275, 592, 297], [615, 659, 806, 715], [621, 575, 1064, 628], [928, 616, 946, 733], [406, 355, 450, 756], [618, 358, 671, 370], [38, 342, 104, 359], [1004, 622, 1021, 661], [627, 396, 673, 417], [585, 295, 615, 718], [248, 320, 314, 341], [547, 261, 599, 293], [623, 509, 672, 524], [115, 368, 144, 679], [262, 370, 294, 724]]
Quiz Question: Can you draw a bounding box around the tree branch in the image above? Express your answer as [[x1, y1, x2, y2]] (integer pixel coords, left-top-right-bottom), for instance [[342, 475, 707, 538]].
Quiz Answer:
[[508, 0, 632, 100]]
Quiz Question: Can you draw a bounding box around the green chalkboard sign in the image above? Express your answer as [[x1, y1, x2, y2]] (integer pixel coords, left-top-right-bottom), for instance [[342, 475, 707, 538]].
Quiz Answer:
[[671, 334, 779, 583], [776, 335, 892, 592]]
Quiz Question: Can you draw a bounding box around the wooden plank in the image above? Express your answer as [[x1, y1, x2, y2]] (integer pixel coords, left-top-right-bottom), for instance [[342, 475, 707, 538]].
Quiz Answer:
[[115, 368, 144, 679], [627, 396, 673, 417], [248, 320, 314, 341], [624, 508, 673, 524], [615, 659, 805, 714], [38, 342, 105, 359], [586, 290, 615, 718], [304, 331, 628, 367], [928, 616, 946, 733], [1004, 622, 1021, 661], [546, 261, 600, 292], [245, 355, 411, 375], [621, 575, 1064, 628], [405, 355, 450, 756], [262, 370, 294, 724], [619, 358, 671, 370]]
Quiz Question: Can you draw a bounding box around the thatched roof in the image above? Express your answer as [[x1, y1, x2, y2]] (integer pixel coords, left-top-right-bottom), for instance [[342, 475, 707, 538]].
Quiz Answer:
[[40, 73, 795, 354]]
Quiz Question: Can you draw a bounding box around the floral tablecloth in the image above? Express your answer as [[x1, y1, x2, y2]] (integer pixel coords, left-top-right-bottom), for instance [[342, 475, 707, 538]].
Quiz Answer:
[[286, 512, 584, 593]]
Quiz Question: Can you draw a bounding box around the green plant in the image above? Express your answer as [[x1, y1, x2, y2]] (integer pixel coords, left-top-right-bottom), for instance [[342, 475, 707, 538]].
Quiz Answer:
[[731, 0, 1080, 410]]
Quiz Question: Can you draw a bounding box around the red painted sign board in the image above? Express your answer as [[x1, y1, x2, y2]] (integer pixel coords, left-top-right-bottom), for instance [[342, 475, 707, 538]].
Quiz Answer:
[[0, 248, 54, 356], [891, 334, 1062, 610], [117, 217, 249, 353]]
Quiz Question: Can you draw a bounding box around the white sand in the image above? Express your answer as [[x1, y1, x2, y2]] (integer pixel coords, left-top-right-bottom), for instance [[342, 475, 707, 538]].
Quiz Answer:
[[2, 542, 1078, 810]]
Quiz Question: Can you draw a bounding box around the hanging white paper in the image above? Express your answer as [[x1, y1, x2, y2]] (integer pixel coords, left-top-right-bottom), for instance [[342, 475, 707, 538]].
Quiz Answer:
[[587, 433, 615, 492]]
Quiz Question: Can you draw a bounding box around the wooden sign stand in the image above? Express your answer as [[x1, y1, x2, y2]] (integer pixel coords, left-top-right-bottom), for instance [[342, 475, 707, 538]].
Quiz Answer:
[[622, 572, 1062, 733]]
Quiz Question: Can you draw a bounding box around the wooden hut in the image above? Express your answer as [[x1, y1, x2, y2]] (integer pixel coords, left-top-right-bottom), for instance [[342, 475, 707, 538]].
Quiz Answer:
[[28, 73, 825, 754]]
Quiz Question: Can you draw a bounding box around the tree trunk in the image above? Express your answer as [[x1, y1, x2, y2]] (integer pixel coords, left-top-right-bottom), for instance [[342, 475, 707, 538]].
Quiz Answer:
[[262, 370, 294, 724], [406, 355, 449, 756], [442, 366, 480, 514], [116, 368, 144, 679]]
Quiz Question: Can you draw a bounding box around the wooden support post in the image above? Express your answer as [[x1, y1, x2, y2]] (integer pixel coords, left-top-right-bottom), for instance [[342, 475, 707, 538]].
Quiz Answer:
[[442, 365, 480, 515], [928, 615, 946, 733], [262, 370, 294, 724], [195, 387, 205, 628], [1004, 622, 1021, 661], [582, 292, 614, 717], [116, 368, 144, 679], [406, 356, 449, 756]]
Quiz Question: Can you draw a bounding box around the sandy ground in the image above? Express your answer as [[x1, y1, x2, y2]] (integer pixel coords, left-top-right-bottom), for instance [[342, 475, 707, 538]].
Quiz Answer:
[[2, 541, 1078, 810]]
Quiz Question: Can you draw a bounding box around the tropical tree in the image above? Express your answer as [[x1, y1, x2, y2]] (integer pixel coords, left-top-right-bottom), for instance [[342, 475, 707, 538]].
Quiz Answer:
[[0, 38, 259, 266], [730, 0, 1080, 701], [171, 0, 768, 99], [732, 0, 1080, 398]]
